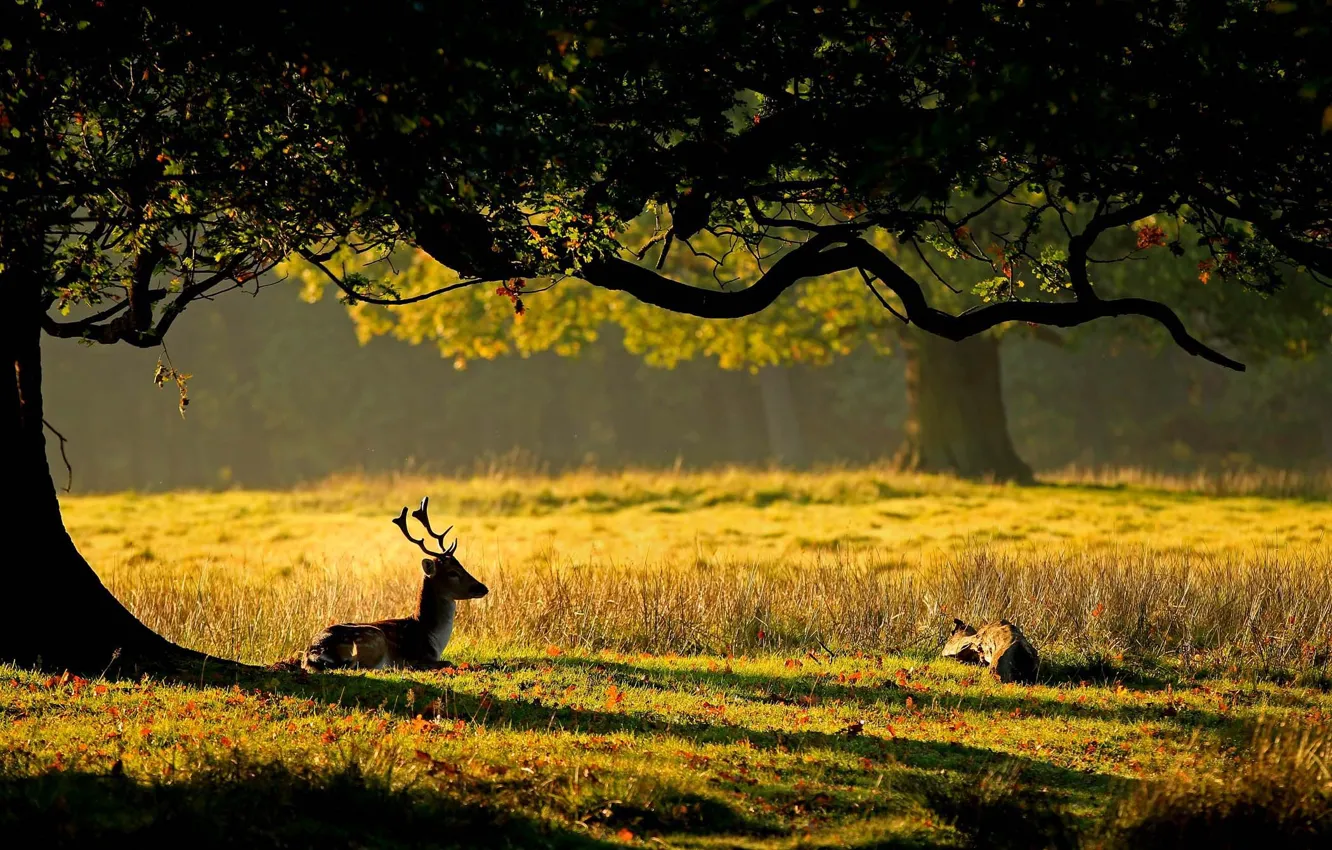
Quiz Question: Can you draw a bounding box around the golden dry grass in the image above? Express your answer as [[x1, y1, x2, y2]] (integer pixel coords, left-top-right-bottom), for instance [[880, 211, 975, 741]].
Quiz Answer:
[[5, 466, 1328, 847], [57, 465, 1331, 666]]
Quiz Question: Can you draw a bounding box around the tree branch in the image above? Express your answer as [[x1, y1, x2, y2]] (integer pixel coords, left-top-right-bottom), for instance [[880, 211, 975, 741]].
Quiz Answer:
[[122, 262, 258, 348], [41, 290, 168, 340], [577, 231, 851, 318], [298, 249, 491, 305], [859, 268, 907, 323], [851, 241, 1243, 370], [43, 418, 72, 493], [44, 258, 253, 348], [129, 245, 167, 333], [578, 236, 1244, 371], [1067, 198, 1165, 301]]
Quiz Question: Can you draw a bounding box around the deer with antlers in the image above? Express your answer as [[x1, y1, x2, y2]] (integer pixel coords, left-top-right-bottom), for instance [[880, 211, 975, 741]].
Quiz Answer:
[[301, 497, 488, 672]]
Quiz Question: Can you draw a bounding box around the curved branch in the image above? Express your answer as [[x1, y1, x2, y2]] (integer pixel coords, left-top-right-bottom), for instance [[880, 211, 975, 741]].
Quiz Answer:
[[42, 290, 168, 340], [1067, 198, 1165, 301], [860, 268, 907, 323], [577, 231, 851, 318], [44, 262, 258, 348], [848, 241, 1243, 370], [578, 237, 1244, 371], [299, 250, 491, 305], [129, 245, 168, 333]]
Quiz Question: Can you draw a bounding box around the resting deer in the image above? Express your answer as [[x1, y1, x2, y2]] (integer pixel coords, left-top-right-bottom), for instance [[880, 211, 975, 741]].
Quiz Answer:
[[301, 497, 488, 672], [941, 618, 1039, 684]]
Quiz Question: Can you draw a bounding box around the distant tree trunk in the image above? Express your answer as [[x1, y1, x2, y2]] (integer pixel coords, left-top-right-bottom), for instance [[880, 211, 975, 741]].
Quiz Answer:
[[711, 369, 755, 464], [2, 260, 216, 674], [757, 366, 806, 467], [1321, 409, 1332, 462], [895, 330, 1033, 483]]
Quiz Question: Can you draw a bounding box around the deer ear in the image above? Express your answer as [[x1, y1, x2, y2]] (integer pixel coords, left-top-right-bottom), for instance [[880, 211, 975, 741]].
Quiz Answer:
[[421, 558, 437, 577]]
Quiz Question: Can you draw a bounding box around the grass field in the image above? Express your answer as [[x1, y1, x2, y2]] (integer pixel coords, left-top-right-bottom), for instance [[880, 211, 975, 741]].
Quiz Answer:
[[4, 466, 1332, 847]]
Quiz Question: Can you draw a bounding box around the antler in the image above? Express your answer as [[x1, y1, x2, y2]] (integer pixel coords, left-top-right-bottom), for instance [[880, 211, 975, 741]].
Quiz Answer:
[[392, 506, 440, 557], [405, 496, 457, 556]]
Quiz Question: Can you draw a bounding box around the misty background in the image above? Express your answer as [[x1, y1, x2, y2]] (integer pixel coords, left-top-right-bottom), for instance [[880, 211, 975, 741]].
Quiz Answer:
[[41, 283, 1332, 492]]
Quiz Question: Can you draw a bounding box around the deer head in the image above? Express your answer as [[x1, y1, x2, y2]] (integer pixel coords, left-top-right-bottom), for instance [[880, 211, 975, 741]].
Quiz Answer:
[[941, 618, 981, 664], [392, 497, 488, 600]]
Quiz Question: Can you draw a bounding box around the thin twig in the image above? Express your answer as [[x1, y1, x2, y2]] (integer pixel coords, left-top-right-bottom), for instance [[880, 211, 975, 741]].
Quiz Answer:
[[860, 269, 908, 323], [300, 250, 489, 305], [43, 418, 73, 493], [655, 229, 675, 270], [911, 239, 963, 293]]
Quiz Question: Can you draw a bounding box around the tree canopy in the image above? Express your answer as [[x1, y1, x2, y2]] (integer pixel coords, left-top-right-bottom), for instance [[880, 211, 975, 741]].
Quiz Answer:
[[283, 0, 1331, 375], [9, 1, 1331, 372]]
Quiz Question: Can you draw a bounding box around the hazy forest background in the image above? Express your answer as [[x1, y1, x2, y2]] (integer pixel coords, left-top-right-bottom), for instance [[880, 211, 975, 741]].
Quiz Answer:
[[43, 278, 1332, 493]]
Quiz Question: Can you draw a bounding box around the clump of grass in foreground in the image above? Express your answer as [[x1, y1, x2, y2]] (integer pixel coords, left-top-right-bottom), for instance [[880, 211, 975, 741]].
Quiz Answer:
[[1101, 718, 1332, 849], [904, 718, 1332, 850]]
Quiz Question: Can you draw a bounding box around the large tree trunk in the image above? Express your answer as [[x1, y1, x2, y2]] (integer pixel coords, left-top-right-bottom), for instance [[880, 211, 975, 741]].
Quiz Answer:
[[2, 269, 217, 674], [895, 330, 1033, 483]]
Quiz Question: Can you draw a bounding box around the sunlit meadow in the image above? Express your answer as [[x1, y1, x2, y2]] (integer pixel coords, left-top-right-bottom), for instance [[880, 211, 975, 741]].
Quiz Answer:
[[5, 466, 1331, 847]]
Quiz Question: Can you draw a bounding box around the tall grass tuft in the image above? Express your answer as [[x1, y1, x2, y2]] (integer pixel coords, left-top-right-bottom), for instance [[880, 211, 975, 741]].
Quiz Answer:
[[1100, 718, 1332, 849]]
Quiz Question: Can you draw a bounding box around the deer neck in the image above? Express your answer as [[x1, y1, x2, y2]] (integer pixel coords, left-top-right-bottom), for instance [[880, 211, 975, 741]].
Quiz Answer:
[[417, 583, 457, 660]]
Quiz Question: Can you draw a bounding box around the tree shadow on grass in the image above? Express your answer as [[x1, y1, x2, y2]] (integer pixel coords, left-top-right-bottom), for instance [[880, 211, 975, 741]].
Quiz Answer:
[[528, 656, 1238, 732], [141, 650, 1249, 746], [0, 759, 615, 850], [90, 652, 1277, 832], [20, 658, 1172, 848], [271, 668, 1118, 804], [1037, 654, 1176, 690], [164, 656, 1124, 808]]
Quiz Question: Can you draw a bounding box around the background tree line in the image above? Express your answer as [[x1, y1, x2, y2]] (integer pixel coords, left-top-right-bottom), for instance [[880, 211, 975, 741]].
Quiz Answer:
[[42, 280, 1332, 493]]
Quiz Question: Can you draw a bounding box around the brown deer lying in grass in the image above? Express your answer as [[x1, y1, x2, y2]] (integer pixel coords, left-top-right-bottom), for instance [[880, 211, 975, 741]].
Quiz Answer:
[[942, 618, 1039, 684], [301, 498, 488, 672]]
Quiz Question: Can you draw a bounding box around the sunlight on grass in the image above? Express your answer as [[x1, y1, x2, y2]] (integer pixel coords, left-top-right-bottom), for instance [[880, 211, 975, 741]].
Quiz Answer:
[[6, 467, 1330, 846], [63, 465, 1329, 579]]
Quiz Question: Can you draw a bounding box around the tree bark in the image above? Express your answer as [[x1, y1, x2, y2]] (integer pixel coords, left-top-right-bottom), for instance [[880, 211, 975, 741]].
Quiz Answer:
[[2, 265, 220, 675], [895, 330, 1033, 483]]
